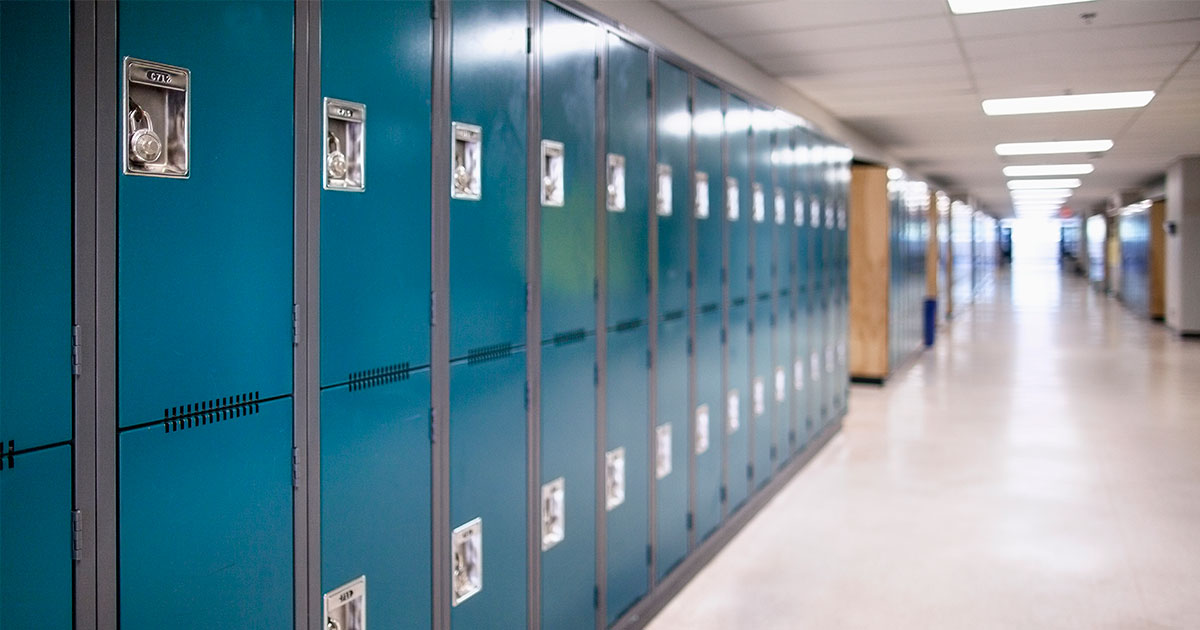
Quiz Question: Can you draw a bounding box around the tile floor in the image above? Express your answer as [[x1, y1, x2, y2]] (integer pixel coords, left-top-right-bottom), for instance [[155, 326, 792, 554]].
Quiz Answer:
[[646, 263, 1200, 630]]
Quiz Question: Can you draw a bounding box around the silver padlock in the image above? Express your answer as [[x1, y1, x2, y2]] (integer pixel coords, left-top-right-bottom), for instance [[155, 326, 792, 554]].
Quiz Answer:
[[127, 102, 162, 164], [326, 132, 348, 180]]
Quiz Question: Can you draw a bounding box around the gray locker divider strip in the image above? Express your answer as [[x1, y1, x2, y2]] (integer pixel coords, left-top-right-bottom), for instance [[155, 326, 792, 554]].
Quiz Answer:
[[719, 89, 730, 520], [94, 2, 119, 626], [431, 1, 452, 628], [295, 2, 320, 628], [646, 48, 660, 590], [594, 29, 609, 630], [685, 75, 698, 554], [745, 106, 756, 493], [73, 3, 99, 627], [525, 1, 543, 627], [610, 419, 841, 630]]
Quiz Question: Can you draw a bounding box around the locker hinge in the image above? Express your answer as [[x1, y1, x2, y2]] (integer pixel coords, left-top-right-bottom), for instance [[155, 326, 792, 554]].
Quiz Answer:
[[686, 512, 694, 530], [292, 304, 300, 346], [524, 382, 530, 411], [594, 585, 600, 609], [720, 268, 726, 285], [646, 349, 652, 370], [0, 440, 14, 469], [647, 79, 653, 99], [526, 26, 532, 54], [593, 362, 599, 386], [719, 486, 727, 502], [430, 0, 438, 20], [594, 56, 600, 81], [71, 324, 82, 376], [748, 319, 754, 335], [292, 447, 300, 490], [646, 544, 653, 566], [686, 337, 693, 357], [430, 291, 437, 326], [747, 463, 754, 480], [429, 407, 437, 443], [686, 270, 693, 289], [593, 277, 599, 302], [72, 510, 83, 561], [686, 95, 694, 113], [720, 327, 726, 345]]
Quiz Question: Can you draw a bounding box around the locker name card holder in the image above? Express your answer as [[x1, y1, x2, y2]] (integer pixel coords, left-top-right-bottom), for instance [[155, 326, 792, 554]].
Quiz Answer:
[[452, 518, 483, 606], [324, 575, 366, 630], [541, 140, 565, 207], [324, 98, 365, 192], [123, 58, 189, 178], [452, 122, 482, 200], [774, 189, 786, 226], [726, 390, 740, 434]]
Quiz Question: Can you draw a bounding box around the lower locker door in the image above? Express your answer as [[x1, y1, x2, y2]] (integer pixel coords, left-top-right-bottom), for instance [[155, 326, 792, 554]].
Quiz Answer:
[[119, 397, 293, 630], [693, 309, 723, 542], [752, 300, 773, 488], [771, 315, 790, 471], [605, 325, 650, 624], [654, 316, 688, 580], [806, 304, 820, 442], [792, 295, 808, 453], [540, 340, 596, 630], [320, 371, 432, 629], [0, 444, 72, 629], [725, 305, 750, 512], [449, 352, 527, 629]]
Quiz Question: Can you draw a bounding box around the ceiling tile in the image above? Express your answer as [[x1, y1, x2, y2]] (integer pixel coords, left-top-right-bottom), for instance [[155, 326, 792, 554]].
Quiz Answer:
[[674, 0, 946, 38], [760, 41, 963, 75], [721, 16, 956, 58], [953, 0, 1200, 39]]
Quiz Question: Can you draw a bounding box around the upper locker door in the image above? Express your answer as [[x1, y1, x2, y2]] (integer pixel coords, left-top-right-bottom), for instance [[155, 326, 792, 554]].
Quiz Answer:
[[724, 94, 751, 511], [604, 32, 651, 625], [447, 1, 529, 628], [539, 5, 598, 630], [0, 6, 73, 625], [654, 57, 690, 580], [750, 108, 773, 486], [115, 3, 296, 628], [771, 126, 793, 466], [318, 2, 433, 627]]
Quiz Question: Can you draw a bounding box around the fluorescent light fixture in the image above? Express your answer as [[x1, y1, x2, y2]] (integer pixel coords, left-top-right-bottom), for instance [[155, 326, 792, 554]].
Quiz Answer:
[[1002, 164, 1094, 177], [1008, 178, 1082, 189], [948, 0, 1094, 14], [1010, 189, 1072, 198], [983, 91, 1154, 116], [995, 140, 1113, 155], [887, 167, 904, 181]]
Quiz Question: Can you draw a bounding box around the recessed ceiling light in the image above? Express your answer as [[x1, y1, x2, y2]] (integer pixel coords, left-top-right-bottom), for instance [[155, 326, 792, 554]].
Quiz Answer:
[[1011, 193, 1073, 202], [1008, 178, 1082, 189], [948, 0, 1094, 15], [1003, 164, 1094, 177], [983, 91, 1154, 116], [996, 140, 1113, 155]]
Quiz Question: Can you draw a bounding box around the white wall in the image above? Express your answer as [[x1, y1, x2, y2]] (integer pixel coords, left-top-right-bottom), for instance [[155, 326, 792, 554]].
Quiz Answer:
[[579, 0, 902, 168], [1165, 156, 1200, 334]]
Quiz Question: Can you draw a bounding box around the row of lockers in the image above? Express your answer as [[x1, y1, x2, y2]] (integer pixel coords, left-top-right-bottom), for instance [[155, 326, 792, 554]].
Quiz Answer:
[[0, 1, 850, 629]]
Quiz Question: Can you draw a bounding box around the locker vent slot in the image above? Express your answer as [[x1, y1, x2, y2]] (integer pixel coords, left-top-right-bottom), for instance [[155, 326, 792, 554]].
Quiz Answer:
[[661, 310, 684, 322], [731, 297, 746, 307], [699, 303, 719, 315], [551, 329, 588, 347], [466, 343, 514, 365], [611, 318, 645, 333], [348, 362, 413, 391], [162, 392, 261, 433]]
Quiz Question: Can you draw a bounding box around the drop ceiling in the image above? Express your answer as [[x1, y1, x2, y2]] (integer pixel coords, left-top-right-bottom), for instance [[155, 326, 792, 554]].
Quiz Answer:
[[654, 0, 1200, 217]]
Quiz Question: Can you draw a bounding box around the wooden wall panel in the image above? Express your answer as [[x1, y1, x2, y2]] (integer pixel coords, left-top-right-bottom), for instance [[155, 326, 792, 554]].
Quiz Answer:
[[1150, 199, 1166, 319], [849, 165, 890, 380]]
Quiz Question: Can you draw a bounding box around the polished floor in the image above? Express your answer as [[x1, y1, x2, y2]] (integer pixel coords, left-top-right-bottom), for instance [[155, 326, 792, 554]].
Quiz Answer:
[[647, 263, 1200, 630]]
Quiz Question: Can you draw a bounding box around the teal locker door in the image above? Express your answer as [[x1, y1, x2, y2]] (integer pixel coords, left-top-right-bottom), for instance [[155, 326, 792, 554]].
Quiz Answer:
[[541, 3, 597, 339], [604, 34, 651, 625], [752, 298, 773, 488], [694, 80, 723, 309], [725, 303, 750, 511], [319, 0, 432, 385], [117, 1, 295, 428], [774, 130, 795, 462], [0, 446, 72, 629], [655, 315, 688, 579], [693, 308, 723, 540], [448, 0, 528, 359], [539, 6, 598, 629], [119, 398, 294, 630], [750, 110, 773, 484], [804, 135, 821, 438], [726, 95, 751, 303], [605, 34, 650, 328], [654, 58, 690, 581], [540, 340, 596, 630], [320, 374, 432, 629], [605, 326, 650, 624], [449, 353, 528, 629], [0, 0, 72, 452]]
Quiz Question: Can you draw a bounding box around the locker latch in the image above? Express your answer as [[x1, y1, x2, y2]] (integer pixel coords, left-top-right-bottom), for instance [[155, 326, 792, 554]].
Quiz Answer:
[[541, 478, 566, 551], [541, 140, 565, 207], [451, 122, 483, 200], [123, 58, 189, 178], [694, 405, 710, 455], [452, 518, 483, 605], [323, 98, 366, 192], [605, 447, 626, 510], [655, 423, 673, 479], [323, 575, 366, 630], [606, 154, 626, 212], [694, 171, 710, 219], [655, 163, 673, 217]]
